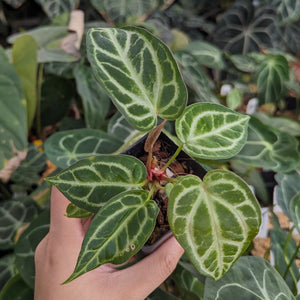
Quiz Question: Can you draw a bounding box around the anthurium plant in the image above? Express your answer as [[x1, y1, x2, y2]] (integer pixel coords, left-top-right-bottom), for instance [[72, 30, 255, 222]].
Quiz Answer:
[[45, 26, 261, 283]]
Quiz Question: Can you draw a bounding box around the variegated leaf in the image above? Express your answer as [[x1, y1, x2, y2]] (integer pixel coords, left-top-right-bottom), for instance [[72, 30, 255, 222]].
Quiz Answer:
[[168, 171, 261, 280], [45, 155, 147, 213], [204, 256, 296, 300], [234, 116, 300, 173], [175, 103, 250, 159], [44, 129, 122, 169], [87, 26, 187, 131], [64, 190, 159, 283]]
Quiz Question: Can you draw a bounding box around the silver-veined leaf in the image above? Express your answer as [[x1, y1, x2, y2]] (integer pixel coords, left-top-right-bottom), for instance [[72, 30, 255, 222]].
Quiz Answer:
[[64, 189, 159, 283], [175, 103, 250, 160], [90, 0, 158, 25], [34, 0, 79, 19], [204, 256, 296, 300], [74, 65, 110, 129], [87, 26, 187, 131], [15, 210, 50, 288], [44, 129, 122, 169], [228, 52, 265, 73], [234, 116, 300, 173], [0, 199, 39, 250], [107, 112, 145, 146], [45, 155, 147, 213], [213, 1, 278, 54], [168, 171, 261, 280], [255, 54, 289, 104], [177, 40, 225, 69]]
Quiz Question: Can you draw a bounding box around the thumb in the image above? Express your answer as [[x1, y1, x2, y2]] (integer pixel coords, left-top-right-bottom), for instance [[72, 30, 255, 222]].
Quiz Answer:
[[117, 236, 184, 299]]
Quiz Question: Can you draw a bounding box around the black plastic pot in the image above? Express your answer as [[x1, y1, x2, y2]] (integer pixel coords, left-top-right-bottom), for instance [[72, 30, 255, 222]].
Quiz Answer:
[[122, 131, 207, 254]]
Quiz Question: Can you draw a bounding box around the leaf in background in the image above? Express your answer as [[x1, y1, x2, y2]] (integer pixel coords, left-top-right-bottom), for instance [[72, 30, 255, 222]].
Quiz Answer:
[[12, 35, 38, 129], [44, 129, 122, 169], [66, 203, 93, 218], [40, 76, 74, 127], [0, 255, 16, 291], [0, 274, 33, 300], [87, 26, 187, 131], [45, 155, 147, 213], [0, 48, 27, 182], [34, 0, 79, 19], [15, 210, 50, 288], [176, 40, 225, 69], [146, 288, 178, 300], [213, 1, 278, 54], [255, 54, 289, 104], [280, 20, 300, 55], [254, 112, 300, 136], [90, 0, 158, 25], [10, 144, 47, 190], [234, 116, 300, 173], [0, 198, 39, 250], [173, 263, 204, 300], [226, 88, 242, 111], [7, 26, 78, 63], [289, 192, 300, 233], [175, 52, 220, 103], [74, 65, 110, 129], [64, 190, 159, 283], [275, 165, 300, 219], [107, 112, 145, 145], [270, 214, 300, 294], [176, 103, 250, 160], [228, 52, 265, 73], [203, 256, 296, 300], [2, 0, 26, 8], [168, 171, 261, 280]]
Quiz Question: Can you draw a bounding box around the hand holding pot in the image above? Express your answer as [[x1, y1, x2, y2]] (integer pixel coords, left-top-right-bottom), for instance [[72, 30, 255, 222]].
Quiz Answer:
[[34, 187, 184, 300]]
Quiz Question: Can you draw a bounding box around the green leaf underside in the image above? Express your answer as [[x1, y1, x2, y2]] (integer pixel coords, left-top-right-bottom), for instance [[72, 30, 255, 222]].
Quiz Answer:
[[66, 203, 94, 218], [176, 103, 250, 160], [44, 129, 122, 169], [45, 155, 147, 213], [168, 171, 261, 280], [204, 256, 296, 300], [234, 117, 300, 173], [87, 26, 187, 131], [65, 190, 159, 283]]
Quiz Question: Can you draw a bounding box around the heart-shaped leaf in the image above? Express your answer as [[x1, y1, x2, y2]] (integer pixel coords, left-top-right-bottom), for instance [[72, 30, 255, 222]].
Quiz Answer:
[[168, 171, 261, 280], [44, 129, 122, 169], [175, 103, 250, 160], [87, 26, 187, 131], [204, 256, 296, 300], [45, 155, 147, 213], [255, 54, 289, 104], [234, 116, 300, 173], [64, 189, 159, 283]]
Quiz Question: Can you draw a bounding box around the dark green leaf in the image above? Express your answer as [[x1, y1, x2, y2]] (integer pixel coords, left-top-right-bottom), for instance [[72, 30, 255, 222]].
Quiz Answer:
[[0, 255, 16, 291], [65, 190, 159, 283]]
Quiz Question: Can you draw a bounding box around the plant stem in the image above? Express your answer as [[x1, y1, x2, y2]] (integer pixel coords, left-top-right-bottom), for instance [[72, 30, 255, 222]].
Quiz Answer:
[[147, 184, 156, 201], [36, 63, 43, 139], [161, 143, 184, 172]]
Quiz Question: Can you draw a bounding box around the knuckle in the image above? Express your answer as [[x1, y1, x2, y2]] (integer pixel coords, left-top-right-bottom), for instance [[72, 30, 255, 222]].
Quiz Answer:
[[160, 253, 178, 278]]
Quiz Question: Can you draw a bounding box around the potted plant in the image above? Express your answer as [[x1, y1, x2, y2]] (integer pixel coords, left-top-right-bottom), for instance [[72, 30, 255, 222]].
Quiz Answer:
[[45, 26, 261, 283]]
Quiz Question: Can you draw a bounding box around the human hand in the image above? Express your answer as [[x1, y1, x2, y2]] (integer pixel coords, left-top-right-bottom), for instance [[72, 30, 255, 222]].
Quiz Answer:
[[34, 187, 184, 300]]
